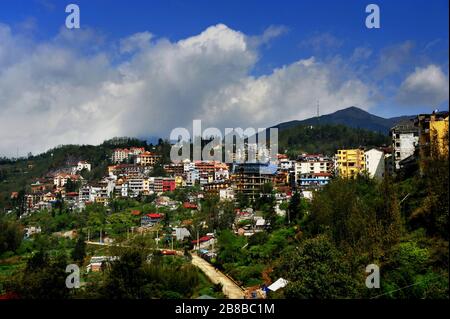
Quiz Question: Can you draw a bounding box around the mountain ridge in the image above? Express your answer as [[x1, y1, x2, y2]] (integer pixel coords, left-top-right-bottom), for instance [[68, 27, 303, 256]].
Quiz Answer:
[[272, 106, 415, 135]]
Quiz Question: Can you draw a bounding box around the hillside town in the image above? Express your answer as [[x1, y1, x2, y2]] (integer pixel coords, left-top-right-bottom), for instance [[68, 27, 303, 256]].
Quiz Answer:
[[16, 111, 448, 216], [1, 104, 448, 299]]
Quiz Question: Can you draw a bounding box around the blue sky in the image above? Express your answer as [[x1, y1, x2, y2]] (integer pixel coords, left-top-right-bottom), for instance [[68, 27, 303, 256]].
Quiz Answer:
[[2, 0, 448, 70], [0, 0, 448, 155]]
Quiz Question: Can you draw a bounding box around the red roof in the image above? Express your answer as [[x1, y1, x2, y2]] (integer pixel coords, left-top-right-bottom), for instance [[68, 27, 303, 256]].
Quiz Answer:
[[192, 236, 212, 244], [313, 172, 332, 177], [66, 192, 79, 197], [183, 202, 198, 209], [131, 210, 141, 216], [146, 213, 163, 218]]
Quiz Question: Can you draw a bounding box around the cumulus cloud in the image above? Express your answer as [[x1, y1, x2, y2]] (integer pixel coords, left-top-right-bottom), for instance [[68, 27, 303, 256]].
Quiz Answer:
[[0, 23, 374, 156], [397, 64, 449, 106]]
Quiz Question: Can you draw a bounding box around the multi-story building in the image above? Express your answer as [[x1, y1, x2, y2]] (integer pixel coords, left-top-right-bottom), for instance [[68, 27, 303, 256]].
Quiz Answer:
[[112, 148, 128, 163], [186, 169, 200, 186], [164, 163, 185, 175], [53, 174, 82, 187], [294, 154, 333, 185], [30, 179, 52, 193], [112, 147, 145, 163], [136, 151, 161, 166], [336, 149, 366, 179], [219, 187, 235, 201], [364, 148, 385, 179], [109, 164, 147, 179], [128, 178, 148, 195], [232, 163, 278, 200], [203, 181, 232, 195], [214, 168, 229, 181], [414, 111, 449, 158], [390, 120, 419, 170], [298, 172, 331, 189], [277, 154, 295, 171], [154, 177, 176, 193], [78, 185, 101, 203]]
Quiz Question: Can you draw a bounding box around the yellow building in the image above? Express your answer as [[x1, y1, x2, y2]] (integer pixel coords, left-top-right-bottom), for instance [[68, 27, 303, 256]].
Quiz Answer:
[[137, 151, 161, 166], [415, 111, 449, 158], [175, 175, 184, 188], [336, 149, 366, 179]]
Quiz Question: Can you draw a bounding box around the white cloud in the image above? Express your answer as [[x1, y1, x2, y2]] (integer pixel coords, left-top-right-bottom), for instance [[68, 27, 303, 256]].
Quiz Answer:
[[0, 23, 374, 157], [247, 25, 288, 48], [120, 32, 153, 54], [374, 41, 415, 78], [299, 32, 343, 53], [397, 64, 449, 106]]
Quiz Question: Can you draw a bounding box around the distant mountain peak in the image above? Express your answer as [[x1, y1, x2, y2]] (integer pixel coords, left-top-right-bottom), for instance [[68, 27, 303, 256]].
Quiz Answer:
[[274, 106, 414, 135]]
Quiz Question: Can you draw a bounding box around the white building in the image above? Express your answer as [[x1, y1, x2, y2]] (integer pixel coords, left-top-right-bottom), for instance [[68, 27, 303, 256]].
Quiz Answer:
[[390, 120, 419, 170], [128, 178, 149, 195], [278, 158, 295, 170], [214, 169, 229, 181], [183, 161, 196, 173], [77, 161, 91, 172], [112, 148, 128, 163], [294, 154, 333, 184], [79, 185, 102, 203], [54, 174, 82, 187], [219, 187, 235, 201], [364, 148, 385, 179], [186, 169, 199, 186]]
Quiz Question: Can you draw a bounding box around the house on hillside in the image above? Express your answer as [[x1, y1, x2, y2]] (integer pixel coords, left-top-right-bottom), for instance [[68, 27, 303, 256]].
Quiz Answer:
[[141, 213, 164, 227]]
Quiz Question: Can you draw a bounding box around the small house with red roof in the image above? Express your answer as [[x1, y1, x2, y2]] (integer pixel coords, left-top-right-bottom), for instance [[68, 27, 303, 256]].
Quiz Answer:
[[191, 235, 213, 245], [141, 213, 164, 226]]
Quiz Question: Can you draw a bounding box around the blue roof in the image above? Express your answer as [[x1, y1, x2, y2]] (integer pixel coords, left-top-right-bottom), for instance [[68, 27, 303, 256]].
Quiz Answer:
[[233, 163, 278, 175]]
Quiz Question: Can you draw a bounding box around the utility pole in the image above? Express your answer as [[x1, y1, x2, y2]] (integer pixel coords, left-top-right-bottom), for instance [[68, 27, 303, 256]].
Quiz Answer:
[[87, 228, 90, 242], [197, 228, 199, 251], [156, 229, 159, 249], [171, 235, 174, 250], [99, 228, 102, 243]]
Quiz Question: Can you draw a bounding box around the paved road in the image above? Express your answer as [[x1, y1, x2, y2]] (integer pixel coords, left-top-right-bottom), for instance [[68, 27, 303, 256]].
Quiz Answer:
[[86, 241, 244, 298], [191, 254, 245, 299]]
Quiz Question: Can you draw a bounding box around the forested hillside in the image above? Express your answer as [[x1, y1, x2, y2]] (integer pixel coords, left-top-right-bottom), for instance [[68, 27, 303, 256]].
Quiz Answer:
[[278, 124, 390, 156]]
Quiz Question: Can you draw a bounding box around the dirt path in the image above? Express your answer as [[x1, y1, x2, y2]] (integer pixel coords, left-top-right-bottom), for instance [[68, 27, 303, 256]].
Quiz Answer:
[[191, 254, 245, 299]]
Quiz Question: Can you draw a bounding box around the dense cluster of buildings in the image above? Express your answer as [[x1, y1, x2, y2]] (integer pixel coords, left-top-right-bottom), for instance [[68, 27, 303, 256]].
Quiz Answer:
[[16, 110, 448, 214]]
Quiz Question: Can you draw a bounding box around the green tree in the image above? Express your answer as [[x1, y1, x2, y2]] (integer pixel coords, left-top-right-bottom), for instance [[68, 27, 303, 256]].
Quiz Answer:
[[0, 216, 23, 255], [274, 235, 361, 298], [287, 191, 302, 223], [72, 234, 86, 263], [10, 251, 70, 299]]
